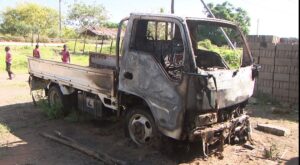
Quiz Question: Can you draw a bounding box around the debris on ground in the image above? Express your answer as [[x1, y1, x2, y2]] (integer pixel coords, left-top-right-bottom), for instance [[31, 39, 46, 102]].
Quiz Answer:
[[40, 131, 127, 165], [243, 143, 255, 150], [256, 124, 290, 136]]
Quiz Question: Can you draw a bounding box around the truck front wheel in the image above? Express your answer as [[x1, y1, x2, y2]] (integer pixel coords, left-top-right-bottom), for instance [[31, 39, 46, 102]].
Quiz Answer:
[[125, 108, 158, 146]]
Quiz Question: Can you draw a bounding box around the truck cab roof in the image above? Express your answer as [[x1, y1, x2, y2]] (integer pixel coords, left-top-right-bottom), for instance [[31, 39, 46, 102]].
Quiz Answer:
[[129, 12, 237, 26]]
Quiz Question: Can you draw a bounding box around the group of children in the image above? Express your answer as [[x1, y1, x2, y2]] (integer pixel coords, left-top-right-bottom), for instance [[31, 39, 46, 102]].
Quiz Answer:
[[4, 44, 70, 80]]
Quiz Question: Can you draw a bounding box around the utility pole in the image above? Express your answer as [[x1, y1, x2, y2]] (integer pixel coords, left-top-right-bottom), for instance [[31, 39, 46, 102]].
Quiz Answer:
[[59, 0, 62, 39], [171, 0, 174, 14], [170, 0, 174, 39], [256, 19, 259, 36]]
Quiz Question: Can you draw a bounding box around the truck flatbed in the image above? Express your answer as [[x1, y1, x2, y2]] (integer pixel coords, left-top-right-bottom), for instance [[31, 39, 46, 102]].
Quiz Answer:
[[28, 57, 116, 97]]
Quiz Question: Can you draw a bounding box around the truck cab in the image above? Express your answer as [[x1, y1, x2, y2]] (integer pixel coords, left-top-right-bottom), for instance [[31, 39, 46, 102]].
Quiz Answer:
[[117, 13, 257, 154]]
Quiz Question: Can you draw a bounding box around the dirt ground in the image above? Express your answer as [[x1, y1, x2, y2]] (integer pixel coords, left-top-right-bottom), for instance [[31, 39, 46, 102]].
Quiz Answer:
[[0, 73, 299, 165]]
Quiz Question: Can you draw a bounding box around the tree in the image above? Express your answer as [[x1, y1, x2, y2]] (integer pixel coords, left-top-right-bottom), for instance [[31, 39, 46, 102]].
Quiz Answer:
[[0, 3, 59, 37], [61, 27, 77, 39], [67, 3, 108, 28], [102, 22, 118, 28], [206, 2, 251, 35], [67, 3, 108, 54], [196, 1, 250, 46]]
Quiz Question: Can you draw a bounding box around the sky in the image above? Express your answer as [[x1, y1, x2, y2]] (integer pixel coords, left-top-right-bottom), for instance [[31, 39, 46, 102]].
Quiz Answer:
[[0, 0, 298, 38]]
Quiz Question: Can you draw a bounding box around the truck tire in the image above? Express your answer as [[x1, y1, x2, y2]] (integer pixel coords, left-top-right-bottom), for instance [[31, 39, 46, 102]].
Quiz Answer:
[[48, 86, 70, 115], [125, 107, 158, 146]]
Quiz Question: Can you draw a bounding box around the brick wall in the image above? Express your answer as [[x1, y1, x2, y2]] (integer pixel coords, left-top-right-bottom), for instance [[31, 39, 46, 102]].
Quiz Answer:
[[248, 35, 299, 104]]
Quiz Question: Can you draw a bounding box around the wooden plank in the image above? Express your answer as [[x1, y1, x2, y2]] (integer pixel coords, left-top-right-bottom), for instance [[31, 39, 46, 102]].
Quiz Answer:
[[256, 124, 290, 136], [40, 132, 127, 165]]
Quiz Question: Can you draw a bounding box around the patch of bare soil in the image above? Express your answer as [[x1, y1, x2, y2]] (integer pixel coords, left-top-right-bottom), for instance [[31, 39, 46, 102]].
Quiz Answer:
[[0, 73, 299, 165]]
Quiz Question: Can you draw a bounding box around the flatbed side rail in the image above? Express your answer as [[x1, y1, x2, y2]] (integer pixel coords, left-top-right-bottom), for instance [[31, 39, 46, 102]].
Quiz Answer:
[[28, 57, 115, 97]]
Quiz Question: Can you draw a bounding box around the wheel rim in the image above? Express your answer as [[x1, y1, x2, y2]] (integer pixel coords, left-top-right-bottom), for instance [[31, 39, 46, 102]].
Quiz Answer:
[[49, 89, 62, 107], [128, 114, 153, 145]]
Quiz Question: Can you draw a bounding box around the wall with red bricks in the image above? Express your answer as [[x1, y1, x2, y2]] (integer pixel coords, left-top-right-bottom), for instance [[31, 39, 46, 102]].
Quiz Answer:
[[247, 35, 299, 104]]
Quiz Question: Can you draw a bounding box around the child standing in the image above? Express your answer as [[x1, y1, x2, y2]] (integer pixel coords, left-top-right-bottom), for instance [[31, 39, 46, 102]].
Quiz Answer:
[[5, 46, 14, 80], [33, 44, 40, 58], [60, 45, 70, 63]]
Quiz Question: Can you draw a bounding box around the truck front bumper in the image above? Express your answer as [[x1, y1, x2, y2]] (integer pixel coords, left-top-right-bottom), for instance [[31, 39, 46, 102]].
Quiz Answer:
[[189, 114, 251, 156]]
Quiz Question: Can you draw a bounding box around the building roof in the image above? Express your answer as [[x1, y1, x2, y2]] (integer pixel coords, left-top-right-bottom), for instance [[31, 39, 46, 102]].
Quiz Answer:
[[79, 26, 118, 38]]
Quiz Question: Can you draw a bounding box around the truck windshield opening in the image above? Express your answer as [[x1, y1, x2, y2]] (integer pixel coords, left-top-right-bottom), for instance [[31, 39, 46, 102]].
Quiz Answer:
[[187, 20, 251, 70]]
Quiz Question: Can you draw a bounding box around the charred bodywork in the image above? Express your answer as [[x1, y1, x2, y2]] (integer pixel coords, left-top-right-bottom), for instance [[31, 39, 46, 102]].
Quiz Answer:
[[117, 13, 257, 154], [28, 13, 258, 154]]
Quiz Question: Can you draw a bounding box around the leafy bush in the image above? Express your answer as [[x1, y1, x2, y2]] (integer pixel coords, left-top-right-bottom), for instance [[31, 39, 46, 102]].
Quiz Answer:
[[12, 36, 26, 42], [198, 39, 213, 50], [37, 99, 64, 119], [38, 36, 50, 43], [62, 27, 77, 39], [198, 40, 241, 69], [264, 144, 280, 160], [24, 36, 33, 42]]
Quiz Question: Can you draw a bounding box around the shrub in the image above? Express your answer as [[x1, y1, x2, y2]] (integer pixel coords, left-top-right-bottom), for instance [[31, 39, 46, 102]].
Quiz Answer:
[[198, 39, 212, 50], [38, 36, 50, 43], [37, 99, 64, 119], [198, 40, 241, 69], [264, 144, 280, 160], [12, 36, 26, 42]]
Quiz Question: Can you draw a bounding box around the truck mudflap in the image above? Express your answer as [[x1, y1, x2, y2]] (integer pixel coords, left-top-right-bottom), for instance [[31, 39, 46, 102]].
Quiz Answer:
[[190, 114, 251, 157]]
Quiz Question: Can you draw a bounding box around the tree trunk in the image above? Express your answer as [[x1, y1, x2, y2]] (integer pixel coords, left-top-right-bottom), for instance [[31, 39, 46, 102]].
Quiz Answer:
[[82, 30, 88, 54], [74, 36, 78, 53], [99, 36, 104, 53], [109, 39, 113, 55], [95, 36, 98, 52], [37, 33, 40, 45], [31, 32, 34, 46]]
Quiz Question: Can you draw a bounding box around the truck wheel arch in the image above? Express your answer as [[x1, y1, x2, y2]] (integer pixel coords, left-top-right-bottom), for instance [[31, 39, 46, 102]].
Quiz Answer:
[[47, 82, 75, 95], [120, 92, 156, 120]]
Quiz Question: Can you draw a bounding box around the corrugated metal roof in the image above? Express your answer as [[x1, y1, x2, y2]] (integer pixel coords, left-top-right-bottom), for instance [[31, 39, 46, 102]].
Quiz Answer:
[[79, 26, 118, 38]]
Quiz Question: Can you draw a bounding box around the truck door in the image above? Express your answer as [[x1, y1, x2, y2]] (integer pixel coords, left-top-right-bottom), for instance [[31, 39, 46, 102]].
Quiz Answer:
[[118, 16, 190, 139]]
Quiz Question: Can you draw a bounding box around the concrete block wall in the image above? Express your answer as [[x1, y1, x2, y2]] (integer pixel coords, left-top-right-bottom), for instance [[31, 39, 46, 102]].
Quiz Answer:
[[248, 35, 299, 104]]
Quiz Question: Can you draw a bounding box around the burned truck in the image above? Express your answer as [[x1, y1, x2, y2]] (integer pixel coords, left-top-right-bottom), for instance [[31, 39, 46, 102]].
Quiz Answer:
[[28, 13, 258, 155]]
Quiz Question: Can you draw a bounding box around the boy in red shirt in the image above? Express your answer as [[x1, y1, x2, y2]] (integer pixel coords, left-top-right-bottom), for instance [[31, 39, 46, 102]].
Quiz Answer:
[[60, 45, 70, 63], [5, 46, 14, 80], [33, 44, 40, 58]]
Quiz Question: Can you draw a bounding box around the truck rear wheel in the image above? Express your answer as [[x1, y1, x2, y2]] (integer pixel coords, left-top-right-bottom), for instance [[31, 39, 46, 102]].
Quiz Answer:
[[125, 108, 158, 146], [48, 86, 70, 115]]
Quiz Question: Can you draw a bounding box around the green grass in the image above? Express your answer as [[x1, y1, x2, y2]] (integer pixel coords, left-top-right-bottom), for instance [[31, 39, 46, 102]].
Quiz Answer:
[[36, 99, 64, 119], [0, 41, 116, 74], [263, 144, 280, 160]]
